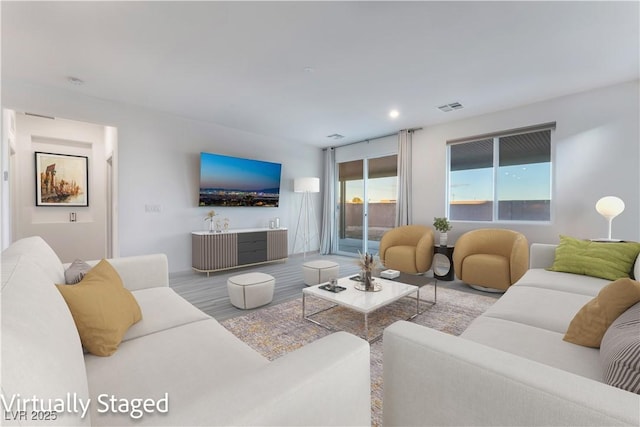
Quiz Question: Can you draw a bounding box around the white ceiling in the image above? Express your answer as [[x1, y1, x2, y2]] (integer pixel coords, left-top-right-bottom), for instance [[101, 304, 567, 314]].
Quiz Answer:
[[2, 1, 638, 147]]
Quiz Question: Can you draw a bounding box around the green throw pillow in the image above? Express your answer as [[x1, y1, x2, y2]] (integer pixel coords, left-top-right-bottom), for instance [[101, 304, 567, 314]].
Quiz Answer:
[[548, 235, 640, 281]]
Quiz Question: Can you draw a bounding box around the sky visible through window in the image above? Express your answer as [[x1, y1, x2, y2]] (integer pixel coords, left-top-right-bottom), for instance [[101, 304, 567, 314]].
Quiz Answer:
[[342, 163, 550, 203], [450, 162, 550, 202], [345, 177, 397, 202]]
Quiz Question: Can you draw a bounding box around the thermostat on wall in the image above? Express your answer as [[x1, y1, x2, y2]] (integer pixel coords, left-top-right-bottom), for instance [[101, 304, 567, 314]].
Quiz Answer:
[[381, 269, 400, 279]]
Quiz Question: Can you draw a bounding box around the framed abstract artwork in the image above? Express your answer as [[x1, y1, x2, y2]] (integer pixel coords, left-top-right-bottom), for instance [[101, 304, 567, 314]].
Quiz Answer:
[[35, 152, 89, 207]]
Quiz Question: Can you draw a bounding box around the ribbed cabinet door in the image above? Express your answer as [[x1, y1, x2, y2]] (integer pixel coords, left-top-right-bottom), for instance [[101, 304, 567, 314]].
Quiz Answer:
[[192, 233, 238, 270], [267, 229, 288, 261]]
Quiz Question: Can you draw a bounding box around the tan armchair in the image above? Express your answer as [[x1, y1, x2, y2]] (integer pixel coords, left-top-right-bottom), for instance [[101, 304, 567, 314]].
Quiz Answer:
[[453, 228, 529, 292], [379, 225, 434, 274]]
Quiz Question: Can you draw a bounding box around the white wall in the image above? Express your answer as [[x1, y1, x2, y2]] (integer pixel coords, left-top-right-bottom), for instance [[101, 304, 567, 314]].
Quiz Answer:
[[412, 80, 640, 244], [1, 109, 17, 249], [4, 79, 637, 270], [2, 81, 323, 272], [334, 134, 397, 162]]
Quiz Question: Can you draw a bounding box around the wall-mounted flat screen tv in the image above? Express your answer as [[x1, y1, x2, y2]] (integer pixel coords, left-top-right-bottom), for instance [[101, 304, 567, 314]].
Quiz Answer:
[[199, 152, 282, 207]]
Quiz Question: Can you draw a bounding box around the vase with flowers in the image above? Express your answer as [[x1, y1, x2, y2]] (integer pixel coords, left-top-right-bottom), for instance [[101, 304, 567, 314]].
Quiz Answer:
[[204, 210, 218, 233], [356, 251, 382, 292], [433, 217, 452, 246]]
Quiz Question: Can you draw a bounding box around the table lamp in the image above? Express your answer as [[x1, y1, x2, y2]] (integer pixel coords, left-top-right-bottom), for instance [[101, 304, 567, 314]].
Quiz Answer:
[[595, 196, 625, 241]]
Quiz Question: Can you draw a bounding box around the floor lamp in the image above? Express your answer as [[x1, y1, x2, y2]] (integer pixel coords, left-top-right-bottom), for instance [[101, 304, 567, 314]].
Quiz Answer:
[[293, 177, 320, 258]]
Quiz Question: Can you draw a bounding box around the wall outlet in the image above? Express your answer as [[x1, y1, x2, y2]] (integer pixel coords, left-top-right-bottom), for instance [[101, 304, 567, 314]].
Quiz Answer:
[[145, 204, 161, 213]]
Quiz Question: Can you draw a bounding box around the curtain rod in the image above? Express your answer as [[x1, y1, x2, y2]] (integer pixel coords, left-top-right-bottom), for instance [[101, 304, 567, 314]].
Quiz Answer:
[[325, 127, 423, 150]]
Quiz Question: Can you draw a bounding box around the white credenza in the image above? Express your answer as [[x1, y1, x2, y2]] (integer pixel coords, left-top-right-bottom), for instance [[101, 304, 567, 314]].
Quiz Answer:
[[192, 228, 288, 275]]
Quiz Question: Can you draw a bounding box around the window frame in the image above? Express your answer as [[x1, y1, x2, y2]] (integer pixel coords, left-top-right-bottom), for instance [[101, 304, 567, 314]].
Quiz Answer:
[[446, 123, 555, 224]]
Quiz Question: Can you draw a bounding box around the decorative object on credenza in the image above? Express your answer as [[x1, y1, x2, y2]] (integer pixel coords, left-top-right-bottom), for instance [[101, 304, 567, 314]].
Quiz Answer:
[[35, 152, 88, 207], [356, 252, 382, 292], [433, 217, 452, 246], [204, 210, 218, 233], [293, 177, 320, 258], [595, 196, 625, 241], [269, 217, 280, 229], [223, 217, 230, 232]]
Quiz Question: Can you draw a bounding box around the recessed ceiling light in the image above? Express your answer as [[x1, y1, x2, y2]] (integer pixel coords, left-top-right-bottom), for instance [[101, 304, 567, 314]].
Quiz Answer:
[[303, 66, 314, 73], [389, 109, 399, 118], [67, 76, 84, 86], [327, 133, 344, 140]]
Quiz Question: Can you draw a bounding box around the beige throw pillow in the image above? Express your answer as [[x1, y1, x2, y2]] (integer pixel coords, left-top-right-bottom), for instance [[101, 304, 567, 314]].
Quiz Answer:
[[56, 259, 142, 356], [564, 278, 640, 348]]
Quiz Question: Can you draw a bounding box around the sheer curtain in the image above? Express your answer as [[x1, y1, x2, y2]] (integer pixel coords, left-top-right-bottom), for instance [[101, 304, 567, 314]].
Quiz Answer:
[[396, 129, 412, 226], [320, 147, 336, 254]]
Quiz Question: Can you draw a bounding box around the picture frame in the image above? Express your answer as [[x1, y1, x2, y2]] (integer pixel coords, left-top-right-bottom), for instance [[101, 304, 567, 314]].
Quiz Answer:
[[35, 151, 89, 207]]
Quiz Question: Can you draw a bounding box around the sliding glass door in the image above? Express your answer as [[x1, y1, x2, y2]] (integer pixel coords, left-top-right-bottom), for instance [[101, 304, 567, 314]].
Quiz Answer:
[[337, 159, 364, 254], [337, 155, 397, 255]]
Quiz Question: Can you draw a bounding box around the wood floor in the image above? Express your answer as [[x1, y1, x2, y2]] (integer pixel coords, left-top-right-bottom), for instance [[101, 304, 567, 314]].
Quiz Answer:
[[170, 252, 499, 321]]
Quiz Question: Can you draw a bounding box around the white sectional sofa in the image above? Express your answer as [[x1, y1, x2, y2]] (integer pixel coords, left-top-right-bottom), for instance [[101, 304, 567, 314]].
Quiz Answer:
[[2, 236, 371, 426], [383, 243, 640, 426]]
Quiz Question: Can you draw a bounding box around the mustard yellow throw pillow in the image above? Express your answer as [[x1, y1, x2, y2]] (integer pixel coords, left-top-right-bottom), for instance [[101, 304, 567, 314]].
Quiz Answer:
[[564, 278, 640, 348], [56, 259, 142, 356]]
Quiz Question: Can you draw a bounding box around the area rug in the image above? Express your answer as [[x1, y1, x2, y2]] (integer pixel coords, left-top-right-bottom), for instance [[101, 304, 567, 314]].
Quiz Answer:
[[221, 284, 497, 426]]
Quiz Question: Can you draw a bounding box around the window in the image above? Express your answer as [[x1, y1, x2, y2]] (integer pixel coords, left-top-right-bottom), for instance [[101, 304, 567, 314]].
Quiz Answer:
[[448, 125, 552, 222]]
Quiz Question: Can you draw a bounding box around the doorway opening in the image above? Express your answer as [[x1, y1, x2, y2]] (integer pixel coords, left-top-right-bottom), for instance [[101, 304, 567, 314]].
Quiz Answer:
[[2, 109, 118, 260]]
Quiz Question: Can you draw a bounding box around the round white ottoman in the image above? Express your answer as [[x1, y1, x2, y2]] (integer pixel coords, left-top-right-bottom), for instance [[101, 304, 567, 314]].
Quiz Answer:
[[302, 260, 340, 286], [227, 272, 275, 309]]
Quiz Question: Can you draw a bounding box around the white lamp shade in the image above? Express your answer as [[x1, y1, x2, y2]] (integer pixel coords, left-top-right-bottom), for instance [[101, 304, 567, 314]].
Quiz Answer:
[[595, 196, 625, 219], [294, 177, 320, 193]]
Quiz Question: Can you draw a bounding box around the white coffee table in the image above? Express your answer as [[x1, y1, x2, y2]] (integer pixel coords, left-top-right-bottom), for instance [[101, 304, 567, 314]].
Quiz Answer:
[[302, 276, 421, 342]]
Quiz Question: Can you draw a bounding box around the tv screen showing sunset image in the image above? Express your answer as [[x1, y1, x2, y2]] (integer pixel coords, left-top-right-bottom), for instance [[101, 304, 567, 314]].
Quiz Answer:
[[199, 152, 282, 207]]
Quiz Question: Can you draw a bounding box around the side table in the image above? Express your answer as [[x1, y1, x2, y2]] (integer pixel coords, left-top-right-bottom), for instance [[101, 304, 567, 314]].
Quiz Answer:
[[433, 245, 455, 281]]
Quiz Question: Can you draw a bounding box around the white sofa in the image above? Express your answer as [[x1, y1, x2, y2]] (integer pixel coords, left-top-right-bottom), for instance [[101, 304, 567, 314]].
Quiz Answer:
[[383, 243, 640, 426], [2, 236, 371, 426]]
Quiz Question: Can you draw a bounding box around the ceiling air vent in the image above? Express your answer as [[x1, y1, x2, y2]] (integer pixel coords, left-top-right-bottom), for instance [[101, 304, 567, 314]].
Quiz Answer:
[[327, 133, 344, 140], [437, 102, 464, 112]]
